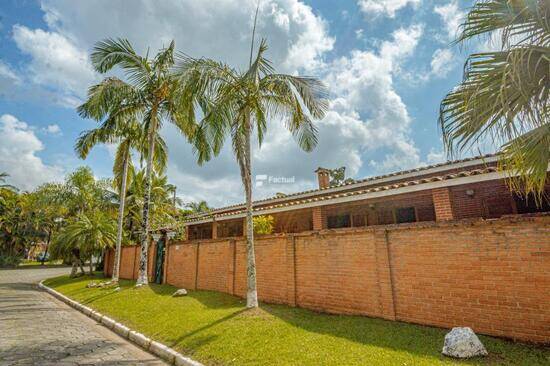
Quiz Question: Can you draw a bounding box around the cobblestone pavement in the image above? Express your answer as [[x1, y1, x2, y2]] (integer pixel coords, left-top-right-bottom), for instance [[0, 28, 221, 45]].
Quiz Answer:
[[0, 267, 166, 365]]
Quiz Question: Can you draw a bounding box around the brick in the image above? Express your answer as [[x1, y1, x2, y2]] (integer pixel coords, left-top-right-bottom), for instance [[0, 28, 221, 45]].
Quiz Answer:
[[110, 214, 550, 343]]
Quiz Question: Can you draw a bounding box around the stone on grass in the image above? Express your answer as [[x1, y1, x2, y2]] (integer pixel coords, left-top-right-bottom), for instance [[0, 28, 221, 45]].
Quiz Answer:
[[172, 289, 188, 297], [442, 327, 488, 358]]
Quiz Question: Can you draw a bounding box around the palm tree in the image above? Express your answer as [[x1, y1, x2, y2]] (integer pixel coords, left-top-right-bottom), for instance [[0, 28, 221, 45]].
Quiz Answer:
[[75, 119, 167, 283], [176, 39, 328, 307], [0, 172, 17, 191], [186, 200, 210, 213], [82, 38, 201, 286], [125, 169, 178, 236], [440, 0, 549, 197], [51, 211, 116, 274]]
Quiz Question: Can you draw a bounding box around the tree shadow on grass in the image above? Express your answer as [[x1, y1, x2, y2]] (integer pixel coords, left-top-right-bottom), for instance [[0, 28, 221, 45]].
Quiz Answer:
[[260, 304, 549, 366], [167, 308, 246, 349]]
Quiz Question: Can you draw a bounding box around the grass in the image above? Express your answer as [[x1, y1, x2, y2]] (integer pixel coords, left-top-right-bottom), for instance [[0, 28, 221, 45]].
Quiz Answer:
[[19, 259, 65, 267], [44, 274, 550, 366]]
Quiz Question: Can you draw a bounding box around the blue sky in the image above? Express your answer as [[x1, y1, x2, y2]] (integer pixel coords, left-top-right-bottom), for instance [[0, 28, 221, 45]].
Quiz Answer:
[[0, 0, 486, 207]]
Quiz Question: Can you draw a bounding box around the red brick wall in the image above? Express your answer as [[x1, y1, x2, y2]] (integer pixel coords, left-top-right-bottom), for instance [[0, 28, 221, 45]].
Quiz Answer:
[[295, 230, 382, 316], [103, 243, 157, 281], [166, 241, 198, 289], [389, 217, 549, 341], [196, 239, 234, 293], [451, 181, 515, 219], [109, 214, 550, 343]]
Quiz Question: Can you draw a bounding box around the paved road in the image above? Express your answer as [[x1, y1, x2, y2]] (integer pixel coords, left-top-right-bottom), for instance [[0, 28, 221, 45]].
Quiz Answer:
[[0, 267, 165, 366]]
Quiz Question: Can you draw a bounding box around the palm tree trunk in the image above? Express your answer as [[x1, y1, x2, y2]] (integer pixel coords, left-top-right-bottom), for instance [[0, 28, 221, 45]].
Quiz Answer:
[[113, 147, 130, 282], [242, 113, 258, 308], [136, 113, 157, 286], [89, 255, 94, 275]]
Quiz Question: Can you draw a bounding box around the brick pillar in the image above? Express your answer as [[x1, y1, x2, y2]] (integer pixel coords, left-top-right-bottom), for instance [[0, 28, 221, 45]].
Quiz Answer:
[[212, 221, 218, 239], [163, 237, 170, 284], [432, 187, 454, 221], [103, 249, 110, 277], [312, 206, 326, 231], [285, 235, 297, 306], [227, 239, 236, 294], [374, 229, 396, 320], [193, 243, 200, 290]]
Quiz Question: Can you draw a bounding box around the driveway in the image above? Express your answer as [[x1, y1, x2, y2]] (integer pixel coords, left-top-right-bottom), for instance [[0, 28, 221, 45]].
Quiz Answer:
[[0, 267, 165, 365]]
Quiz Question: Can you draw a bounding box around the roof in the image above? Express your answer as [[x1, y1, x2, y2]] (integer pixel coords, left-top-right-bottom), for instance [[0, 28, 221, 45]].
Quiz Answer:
[[184, 154, 501, 225]]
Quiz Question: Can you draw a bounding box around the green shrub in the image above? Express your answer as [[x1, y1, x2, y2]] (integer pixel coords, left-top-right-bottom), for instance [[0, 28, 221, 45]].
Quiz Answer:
[[253, 215, 274, 235], [0, 254, 23, 268]]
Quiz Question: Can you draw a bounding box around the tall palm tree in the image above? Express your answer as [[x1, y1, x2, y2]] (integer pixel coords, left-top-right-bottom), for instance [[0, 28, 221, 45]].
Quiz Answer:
[[74, 117, 167, 283], [82, 38, 201, 286], [176, 39, 328, 307], [440, 0, 549, 197]]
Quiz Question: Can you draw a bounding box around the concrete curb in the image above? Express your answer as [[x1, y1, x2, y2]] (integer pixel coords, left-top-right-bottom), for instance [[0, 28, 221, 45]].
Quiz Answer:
[[38, 280, 203, 366]]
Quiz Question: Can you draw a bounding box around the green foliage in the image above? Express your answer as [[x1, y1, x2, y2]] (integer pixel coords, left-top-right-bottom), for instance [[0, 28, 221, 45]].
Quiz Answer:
[[176, 39, 329, 165], [46, 275, 550, 366], [253, 215, 274, 235], [184, 200, 210, 214], [50, 211, 116, 261], [440, 0, 549, 196], [328, 167, 355, 186], [124, 168, 180, 240], [0, 254, 22, 268]]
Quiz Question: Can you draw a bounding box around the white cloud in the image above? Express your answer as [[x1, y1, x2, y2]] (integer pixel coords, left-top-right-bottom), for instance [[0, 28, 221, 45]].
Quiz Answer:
[[358, 0, 421, 18], [40, 0, 333, 75], [12, 25, 97, 100], [430, 48, 455, 77], [426, 148, 446, 164], [44, 124, 62, 135], [34, 0, 333, 206], [0, 60, 21, 97], [0, 114, 63, 190], [18, 0, 427, 207], [434, 0, 465, 41]]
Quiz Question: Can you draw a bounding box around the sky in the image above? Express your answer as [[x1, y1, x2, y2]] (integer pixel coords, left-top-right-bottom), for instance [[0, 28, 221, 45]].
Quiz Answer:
[[0, 0, 492, 207]]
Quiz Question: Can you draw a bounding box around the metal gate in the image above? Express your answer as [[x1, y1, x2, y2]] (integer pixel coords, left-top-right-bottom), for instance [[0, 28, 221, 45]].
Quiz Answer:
[[154, 237, 165, 284]]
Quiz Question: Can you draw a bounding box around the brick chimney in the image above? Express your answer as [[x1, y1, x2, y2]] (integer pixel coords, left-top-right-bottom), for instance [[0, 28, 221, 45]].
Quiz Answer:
[[315, 167, 330, 189]]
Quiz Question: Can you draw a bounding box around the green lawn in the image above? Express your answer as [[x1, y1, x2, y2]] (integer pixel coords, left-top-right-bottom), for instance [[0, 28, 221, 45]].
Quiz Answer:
[[44, 275, 550, 366], [20, 259, 65, 266]]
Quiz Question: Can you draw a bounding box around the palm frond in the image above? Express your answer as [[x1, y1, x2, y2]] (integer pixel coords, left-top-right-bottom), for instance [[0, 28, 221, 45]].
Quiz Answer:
[[457, 0, 550, 47], [440, 46, 549, 155], [500, 123, 550, 196], [91, 38, 152, 87]]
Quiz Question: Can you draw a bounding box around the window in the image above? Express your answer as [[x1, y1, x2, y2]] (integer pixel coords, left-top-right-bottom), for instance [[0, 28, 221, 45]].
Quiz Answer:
[[327, 214, 351, 229], [395, 207, 416, 224]]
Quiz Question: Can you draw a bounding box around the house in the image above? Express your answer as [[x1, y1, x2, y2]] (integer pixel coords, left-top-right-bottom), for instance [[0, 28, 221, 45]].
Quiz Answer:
[[182, 154, 550, 240]]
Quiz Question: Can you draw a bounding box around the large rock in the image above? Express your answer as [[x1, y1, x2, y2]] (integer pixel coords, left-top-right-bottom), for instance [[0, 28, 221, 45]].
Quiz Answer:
[[442, 327, 488, 358], [172, 289, 188, 297]]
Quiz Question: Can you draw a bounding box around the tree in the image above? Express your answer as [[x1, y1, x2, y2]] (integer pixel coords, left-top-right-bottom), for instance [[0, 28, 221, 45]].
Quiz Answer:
[[439, 0, 549, 197], [84, 38, 201, 286], [51, 211, 116, 274], [328, 167, 355, 186], [75, 115, 167, 283], [124, 169, 179, 236], [176, 39, 328, 307], [0, 172, 17, 191], [185, 200, 210, 214]]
